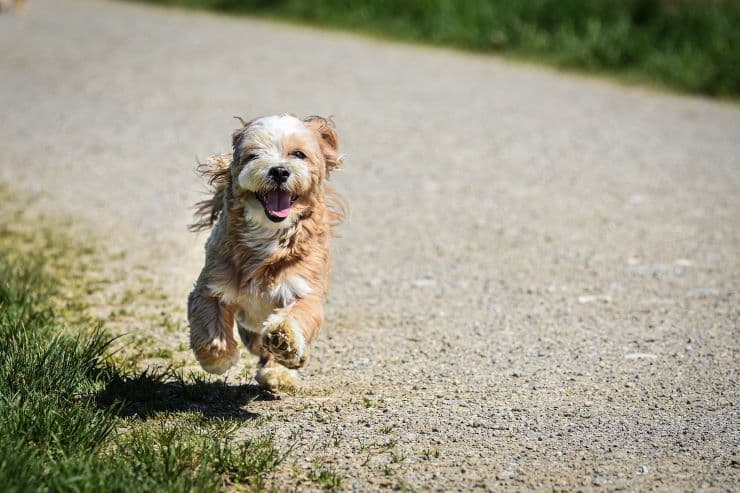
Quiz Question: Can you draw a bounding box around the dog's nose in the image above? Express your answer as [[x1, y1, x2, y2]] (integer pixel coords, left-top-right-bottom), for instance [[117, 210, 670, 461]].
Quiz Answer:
[[269, 166, 291, 184]]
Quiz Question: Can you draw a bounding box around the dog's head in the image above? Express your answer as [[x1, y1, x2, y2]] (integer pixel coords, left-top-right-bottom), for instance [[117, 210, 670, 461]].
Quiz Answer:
[[229, 114, 341, 228]]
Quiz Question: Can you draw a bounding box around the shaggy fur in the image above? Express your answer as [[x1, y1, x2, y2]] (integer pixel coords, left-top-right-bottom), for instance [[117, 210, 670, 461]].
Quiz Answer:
[[188, 114, 346, 389]]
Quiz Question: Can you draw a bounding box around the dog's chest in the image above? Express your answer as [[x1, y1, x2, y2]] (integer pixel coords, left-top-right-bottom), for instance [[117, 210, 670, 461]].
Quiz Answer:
[[234, 275, 311, 331]]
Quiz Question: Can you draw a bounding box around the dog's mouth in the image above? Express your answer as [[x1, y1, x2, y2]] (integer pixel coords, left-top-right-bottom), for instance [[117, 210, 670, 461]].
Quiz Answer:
[[256, 190, 297, 223]]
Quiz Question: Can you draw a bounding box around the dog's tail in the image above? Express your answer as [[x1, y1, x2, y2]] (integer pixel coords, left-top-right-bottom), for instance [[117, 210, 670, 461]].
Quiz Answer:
[[189, 154, 231, 232]]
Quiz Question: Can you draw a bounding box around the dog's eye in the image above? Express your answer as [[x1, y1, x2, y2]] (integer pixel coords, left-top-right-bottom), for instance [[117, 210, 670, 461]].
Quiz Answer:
[[245, 153, 259, 163], [290, 150, 306, 160]]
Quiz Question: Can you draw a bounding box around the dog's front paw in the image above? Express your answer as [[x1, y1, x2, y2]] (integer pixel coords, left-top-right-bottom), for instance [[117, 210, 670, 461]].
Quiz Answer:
[[261, 315, 307, 369], [193, 338, 239, 375]]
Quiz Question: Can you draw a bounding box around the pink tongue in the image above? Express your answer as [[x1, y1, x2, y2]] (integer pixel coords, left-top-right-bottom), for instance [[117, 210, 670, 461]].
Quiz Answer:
[[266, 190, 292, 218]]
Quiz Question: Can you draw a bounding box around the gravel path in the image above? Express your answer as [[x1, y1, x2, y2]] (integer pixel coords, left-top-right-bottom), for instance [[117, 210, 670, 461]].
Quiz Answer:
[[2, 0, 739, 490]]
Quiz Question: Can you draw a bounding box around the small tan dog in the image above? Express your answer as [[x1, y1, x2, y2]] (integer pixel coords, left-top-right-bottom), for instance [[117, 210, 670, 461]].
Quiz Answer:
[[188, 114, 345, 389]]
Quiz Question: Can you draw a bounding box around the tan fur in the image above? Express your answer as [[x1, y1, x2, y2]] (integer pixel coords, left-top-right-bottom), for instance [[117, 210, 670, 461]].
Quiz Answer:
[[188, 114, 345, 390]]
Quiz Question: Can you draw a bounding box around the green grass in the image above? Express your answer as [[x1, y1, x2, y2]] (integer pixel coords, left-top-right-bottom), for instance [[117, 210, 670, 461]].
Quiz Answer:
[[306, 460, 345, 492], [131, 0, 740, 97], [0, 216, 286, 491]]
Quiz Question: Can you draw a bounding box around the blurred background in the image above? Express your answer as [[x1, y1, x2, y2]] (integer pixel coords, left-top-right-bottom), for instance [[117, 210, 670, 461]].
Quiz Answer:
[[132, 0, 740, 97], [0, 0, 738, 490]]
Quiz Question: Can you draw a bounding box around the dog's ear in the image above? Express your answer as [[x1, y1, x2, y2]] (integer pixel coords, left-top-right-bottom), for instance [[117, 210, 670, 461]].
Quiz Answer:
[[231, 116, 255, 159], [232, 128, 243, 151], [304, 115, 343, 174]]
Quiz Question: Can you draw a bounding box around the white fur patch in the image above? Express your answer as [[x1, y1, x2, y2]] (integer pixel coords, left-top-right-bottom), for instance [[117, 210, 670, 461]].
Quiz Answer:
[[206, 281, 240, 305], [270, 275, 312, 306], [235, 290, 274, 332], [249, 115, 314, 149]]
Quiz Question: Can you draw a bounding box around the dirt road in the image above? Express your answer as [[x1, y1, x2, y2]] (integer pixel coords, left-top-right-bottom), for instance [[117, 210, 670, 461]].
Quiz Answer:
[[1, 0, 738, 490]]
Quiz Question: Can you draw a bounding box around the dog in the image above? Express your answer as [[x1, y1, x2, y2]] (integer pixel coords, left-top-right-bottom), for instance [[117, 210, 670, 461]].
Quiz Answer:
[[188, 114, 345, 390]]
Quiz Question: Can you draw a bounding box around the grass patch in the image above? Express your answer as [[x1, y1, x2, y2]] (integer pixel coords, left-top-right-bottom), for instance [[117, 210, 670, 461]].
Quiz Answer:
[[0, 208, 287, 491], [306, 460, 346, 491], [131, 0, 739, 97]]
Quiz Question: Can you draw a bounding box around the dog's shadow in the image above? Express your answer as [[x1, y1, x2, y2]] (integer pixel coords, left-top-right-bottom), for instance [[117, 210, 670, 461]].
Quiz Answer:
[[96, 367, 277, 421]]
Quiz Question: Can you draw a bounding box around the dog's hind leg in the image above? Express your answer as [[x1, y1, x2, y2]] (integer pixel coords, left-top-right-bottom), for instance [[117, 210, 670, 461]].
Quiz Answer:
[[238, 323, 297, 390], [188, 288, 239, 374], [254, 357, 298, 390]]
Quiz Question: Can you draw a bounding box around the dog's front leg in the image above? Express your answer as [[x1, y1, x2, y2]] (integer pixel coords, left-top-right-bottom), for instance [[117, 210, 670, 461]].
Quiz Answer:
[[261, 293, 324, 369], [188, 287, 239, 374]]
